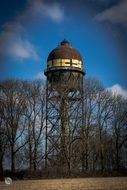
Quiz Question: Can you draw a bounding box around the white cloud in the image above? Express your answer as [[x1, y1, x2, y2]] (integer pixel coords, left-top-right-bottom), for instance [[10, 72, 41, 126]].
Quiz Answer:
[[25, 0, 64, 23], [94, 0, 127, 24], [107, 84, 127, 99], [10, 40, 39, 60], [0, 0, 64, 60], [35, 72, 46, 80], [43, 2, 64, 23], [0, 22, 39, 61]]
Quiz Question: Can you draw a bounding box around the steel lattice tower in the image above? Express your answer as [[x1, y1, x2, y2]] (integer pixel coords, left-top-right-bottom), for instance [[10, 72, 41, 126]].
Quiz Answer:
[[44, 39, 85, 176]]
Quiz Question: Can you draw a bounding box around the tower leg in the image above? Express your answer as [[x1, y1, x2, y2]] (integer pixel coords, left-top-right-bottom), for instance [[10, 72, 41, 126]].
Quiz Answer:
[[45, 71, 84, 177]]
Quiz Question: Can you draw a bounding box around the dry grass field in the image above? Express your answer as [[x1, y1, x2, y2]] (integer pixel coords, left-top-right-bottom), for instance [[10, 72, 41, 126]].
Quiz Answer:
[[0, 177, 127, 190]]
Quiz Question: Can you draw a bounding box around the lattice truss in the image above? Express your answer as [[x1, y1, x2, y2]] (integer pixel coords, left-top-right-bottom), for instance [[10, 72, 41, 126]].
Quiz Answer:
[[45, 71, 84, 168]]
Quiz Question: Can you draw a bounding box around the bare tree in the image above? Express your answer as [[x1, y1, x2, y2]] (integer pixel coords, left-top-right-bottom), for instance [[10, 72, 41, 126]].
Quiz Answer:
[[0, 78, 127, 177], [111, 95, 127, 172], [95, 88, 113, 172], [82, 78, 103, 172], [1, 80, 28, 173], [0, 93, 8, 175], [23, 81, 46, 171]]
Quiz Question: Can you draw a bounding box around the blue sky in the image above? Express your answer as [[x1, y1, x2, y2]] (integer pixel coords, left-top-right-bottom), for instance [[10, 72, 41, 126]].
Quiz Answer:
[[0, 0, 127, 95]]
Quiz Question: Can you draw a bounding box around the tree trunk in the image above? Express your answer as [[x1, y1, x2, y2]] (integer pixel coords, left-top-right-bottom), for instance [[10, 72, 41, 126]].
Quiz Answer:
[[85, 139, 88, 171], [33, 145, 37, 171], [0, 154, 3, 175], [116, 136, 120, 172], [29, 142, 32, 170], [11, 146, 15, 174], [100, 144, 104, 172]]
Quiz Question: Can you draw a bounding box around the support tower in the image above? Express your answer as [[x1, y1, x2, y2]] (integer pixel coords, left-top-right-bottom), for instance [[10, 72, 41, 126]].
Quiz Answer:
[[44, 39, 85, 176]]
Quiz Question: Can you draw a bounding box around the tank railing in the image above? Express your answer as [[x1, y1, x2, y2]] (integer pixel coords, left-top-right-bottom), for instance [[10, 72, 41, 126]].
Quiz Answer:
[[44, 66, 83, 72]]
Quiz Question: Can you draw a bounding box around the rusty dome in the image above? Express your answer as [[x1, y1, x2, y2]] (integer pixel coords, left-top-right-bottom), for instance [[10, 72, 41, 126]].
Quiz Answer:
[[47, 39, 82, 61]]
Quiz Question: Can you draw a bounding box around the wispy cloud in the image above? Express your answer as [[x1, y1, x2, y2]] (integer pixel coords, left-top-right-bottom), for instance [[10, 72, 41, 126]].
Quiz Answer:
[[94, 0, 127, 24], [35, 72, 46, 80], [23, 0, 64, 23], [43, 2, 64, 23], [0, 0, 64, 61], [0, 22, 39, 61], [9, 39, 39, 60], [107, 84, 127, 99]]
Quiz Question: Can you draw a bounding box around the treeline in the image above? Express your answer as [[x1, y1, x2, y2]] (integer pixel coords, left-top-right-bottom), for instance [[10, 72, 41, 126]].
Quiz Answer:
[[0, 79, 127, 178]]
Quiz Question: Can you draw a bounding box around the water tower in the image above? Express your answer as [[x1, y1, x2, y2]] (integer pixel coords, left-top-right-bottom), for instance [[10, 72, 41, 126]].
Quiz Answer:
[[44, 39, 85, 176]]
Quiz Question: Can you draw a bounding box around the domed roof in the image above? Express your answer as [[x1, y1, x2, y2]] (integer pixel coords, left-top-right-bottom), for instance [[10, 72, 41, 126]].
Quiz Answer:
[[47, 39, 82, 61]]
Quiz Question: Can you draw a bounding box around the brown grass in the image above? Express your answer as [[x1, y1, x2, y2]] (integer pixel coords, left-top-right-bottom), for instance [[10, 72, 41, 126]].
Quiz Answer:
[[0, 177, 127, 190]]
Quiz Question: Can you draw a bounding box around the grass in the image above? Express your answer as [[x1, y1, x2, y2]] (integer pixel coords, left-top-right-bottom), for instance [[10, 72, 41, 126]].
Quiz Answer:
[[0, 177, 127, 190]]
